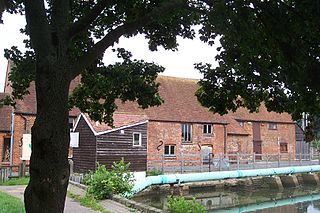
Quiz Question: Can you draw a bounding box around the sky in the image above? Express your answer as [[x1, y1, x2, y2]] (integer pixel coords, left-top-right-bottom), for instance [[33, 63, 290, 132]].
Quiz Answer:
[[0, 13, 220, 92]]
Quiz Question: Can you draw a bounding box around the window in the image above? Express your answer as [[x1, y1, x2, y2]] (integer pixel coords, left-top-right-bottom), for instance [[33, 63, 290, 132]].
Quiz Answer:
[[203, 124, 212, 134], [182, 124, 192, 142], [132, 132, 142, 146], [164, 145, 175, 156], [268, 123, 277, 130], [2, 138, 10, 162], [280, 143, 288, 153], [69, 117, 75, 130], [239, 121, 244, 127]]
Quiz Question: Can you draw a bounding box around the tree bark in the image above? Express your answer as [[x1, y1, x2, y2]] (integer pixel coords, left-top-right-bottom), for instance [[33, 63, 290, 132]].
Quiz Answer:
[[24, 61, 71, 213]]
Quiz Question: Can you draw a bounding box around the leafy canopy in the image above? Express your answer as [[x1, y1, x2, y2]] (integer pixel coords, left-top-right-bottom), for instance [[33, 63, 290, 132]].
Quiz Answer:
[[196, 0, 320, 121], [0, 0, 206, 124], [1, 0, 320, 124]]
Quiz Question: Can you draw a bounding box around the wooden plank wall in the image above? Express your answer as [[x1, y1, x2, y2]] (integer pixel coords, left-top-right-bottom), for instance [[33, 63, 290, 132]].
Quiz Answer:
[[96, 123, 147, 172], [73, 117, 97, 173]]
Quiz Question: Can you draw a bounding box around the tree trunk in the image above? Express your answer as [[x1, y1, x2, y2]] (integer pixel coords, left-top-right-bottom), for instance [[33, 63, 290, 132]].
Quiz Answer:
[[24, 62, 71, 213]]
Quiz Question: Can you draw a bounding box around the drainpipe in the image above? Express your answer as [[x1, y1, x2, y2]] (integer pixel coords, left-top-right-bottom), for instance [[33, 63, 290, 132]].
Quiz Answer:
[[9, 112, 15, 176]]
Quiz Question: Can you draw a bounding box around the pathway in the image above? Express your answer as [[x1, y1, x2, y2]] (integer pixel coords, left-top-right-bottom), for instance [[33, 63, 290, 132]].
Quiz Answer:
[[0, 184, 135, 213]]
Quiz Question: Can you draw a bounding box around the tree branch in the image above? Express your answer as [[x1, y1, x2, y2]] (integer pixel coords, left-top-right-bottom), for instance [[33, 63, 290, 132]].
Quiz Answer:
[[70, 0, 187, 79], [51, 0, 70, 35], [67, 1, 114, 40], [24, 0, 51, 58]]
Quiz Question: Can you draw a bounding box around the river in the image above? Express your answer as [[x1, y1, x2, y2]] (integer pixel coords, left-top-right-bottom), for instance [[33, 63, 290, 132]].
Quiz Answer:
[[133, 186, 320, 212]]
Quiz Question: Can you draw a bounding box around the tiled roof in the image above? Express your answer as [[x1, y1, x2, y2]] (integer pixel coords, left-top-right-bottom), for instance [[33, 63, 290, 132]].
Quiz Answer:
[[230, 104, 294, 123], [83, 112, 147, 134], [6, 76, 81, 117], [117, 76, 230, 124], [117, 75, 293, 123], [0, 93, 13, 132]]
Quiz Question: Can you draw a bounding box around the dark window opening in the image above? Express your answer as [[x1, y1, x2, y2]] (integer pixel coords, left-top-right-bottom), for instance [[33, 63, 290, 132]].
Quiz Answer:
[[2, 138, 10, 162], [164, 145, 175, 156], [269, 123, 277, 130], [182, 124, 192, 142], [280, 143, 288, 153], [203, 124, 213, 134]]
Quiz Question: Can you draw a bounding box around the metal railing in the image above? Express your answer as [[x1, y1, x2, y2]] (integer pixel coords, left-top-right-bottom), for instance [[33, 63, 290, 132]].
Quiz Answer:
[[147, 153, 320, 174]]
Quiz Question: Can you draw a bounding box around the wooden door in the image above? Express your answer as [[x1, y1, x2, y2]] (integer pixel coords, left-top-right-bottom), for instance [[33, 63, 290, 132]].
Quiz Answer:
[[253, 122, 262, 160], [253, 141, 262, 160]]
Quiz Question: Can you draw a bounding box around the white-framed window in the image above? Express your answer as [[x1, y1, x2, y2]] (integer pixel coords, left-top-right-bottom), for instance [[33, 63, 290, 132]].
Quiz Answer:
[[268, 123, 277, 130], [164, 145, 175, 156], [182, 124, 192, 142], [132, 132, 142, 146], [203, 124, 213, 134]]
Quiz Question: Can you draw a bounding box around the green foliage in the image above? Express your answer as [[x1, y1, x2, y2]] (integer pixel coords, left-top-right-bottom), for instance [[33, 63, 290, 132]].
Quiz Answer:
[[82, 171, 95, 185], [86, 160, 134, 200], [69, 48, 164, 125], [166, 196, 206, 213], [0, 177, 29, 186], [196, 0, 320, 121], [0, 191, 25, 213], [146, 169, 163, 177]]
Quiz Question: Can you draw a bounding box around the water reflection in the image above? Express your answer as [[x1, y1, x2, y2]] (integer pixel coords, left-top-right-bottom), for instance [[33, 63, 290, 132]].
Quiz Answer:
[[132, 186, 320, 212]]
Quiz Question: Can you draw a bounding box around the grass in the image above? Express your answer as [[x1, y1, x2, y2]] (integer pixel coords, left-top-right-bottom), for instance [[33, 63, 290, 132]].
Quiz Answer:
[[0, 191, 25, 213], [0, 177, 30, 186], [67, 191, 111, 213]]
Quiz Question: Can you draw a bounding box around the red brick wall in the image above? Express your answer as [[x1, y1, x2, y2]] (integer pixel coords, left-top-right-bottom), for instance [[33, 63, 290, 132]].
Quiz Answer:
[[147, 121, 296, 169], [147, 121, 226, 169], [228, 121, 296, 158], [12, 115, 35, 166]]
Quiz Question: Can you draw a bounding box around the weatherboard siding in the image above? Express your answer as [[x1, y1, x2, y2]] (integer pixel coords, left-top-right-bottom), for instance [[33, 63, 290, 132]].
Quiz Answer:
[[96, 123, 147, 171], [73, 117, 97, 173]]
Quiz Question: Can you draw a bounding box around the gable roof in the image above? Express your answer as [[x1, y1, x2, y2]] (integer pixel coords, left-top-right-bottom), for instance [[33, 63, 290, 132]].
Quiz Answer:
[[0, 93, 13, 132], [75, 113, 148, 135]]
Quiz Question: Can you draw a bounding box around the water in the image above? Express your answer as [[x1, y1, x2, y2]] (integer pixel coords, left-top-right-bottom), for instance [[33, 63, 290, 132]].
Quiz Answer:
[[133, 186, 320, 212]]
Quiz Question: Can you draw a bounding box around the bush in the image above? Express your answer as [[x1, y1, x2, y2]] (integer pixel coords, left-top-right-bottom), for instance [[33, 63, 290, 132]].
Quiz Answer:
[[167, 196, 206, 213], [146, 169, 163, 177], [86, 160, 134, 199]]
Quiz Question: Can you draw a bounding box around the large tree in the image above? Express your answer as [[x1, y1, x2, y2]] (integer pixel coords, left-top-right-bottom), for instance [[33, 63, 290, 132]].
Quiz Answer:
[[0, 0, 319, 212]]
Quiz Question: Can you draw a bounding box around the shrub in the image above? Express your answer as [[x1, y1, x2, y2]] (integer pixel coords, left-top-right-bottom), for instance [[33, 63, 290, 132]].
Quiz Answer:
[[86, 160, 134, 199], [109, 159, 134, 195], [146, 169, 163, 177], [167, 196, 206, 213], [87, 164, 113, 199]]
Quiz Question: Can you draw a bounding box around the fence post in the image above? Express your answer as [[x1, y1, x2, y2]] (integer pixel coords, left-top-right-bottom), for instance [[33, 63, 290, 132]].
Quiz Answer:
[[200, 153, 202, 173], [219, 154, 222, 171], [278, 153, 280, 167], [180, 153, 183, 174], [266, 154, 269, 168], [161, 154, 164, 173], [252, 153, 255, 169], [289, 153, 291, 166], [237, 153, 240, 170], [300, 153, 302, 166]]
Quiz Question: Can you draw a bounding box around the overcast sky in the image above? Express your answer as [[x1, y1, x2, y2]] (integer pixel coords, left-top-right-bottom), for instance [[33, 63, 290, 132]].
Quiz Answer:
[[0, 13, 219, 92]]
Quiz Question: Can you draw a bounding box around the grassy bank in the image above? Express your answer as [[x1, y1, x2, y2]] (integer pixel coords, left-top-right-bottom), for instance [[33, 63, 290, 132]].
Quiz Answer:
[[0, 177, 29, 186], [0, 191, 25, 213]]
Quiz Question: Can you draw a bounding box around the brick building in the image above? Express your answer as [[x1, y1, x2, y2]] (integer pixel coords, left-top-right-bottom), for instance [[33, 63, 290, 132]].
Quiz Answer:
[[73, 76, 296, 172]]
